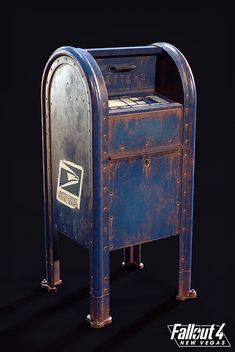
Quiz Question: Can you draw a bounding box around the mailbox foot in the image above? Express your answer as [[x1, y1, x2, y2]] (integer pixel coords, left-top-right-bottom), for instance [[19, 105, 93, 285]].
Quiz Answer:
[[41, 279, 62, 293], [176, 289, 197, 301], [86, 314, 112, 328]]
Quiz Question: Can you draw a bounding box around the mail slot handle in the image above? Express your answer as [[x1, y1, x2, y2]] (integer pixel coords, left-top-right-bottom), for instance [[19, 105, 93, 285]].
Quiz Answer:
[[109, 64, 136, 73]]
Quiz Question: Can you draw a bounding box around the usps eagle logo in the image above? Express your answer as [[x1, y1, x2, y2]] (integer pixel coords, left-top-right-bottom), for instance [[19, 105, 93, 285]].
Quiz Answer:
[[56, 160, 84, 209]]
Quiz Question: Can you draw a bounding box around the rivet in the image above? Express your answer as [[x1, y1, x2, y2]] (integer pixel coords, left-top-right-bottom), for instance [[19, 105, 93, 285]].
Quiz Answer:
[[184, 172, 187, 176], [177, 201, 181, 206], [110, 216, 113, 220], [109, 192, 113, 196], [183, 227, 186, 232], [168, 138, 173, 143], [184, 154, 188, 158], [120, 145, 125, 151], [104, 152, 107, 156], [176, 178, 181, 184], [103, 227, 107, 232], [103, 103, 106, 107], [185, 123, 189, 128], [103, 207, 108, 211], [104, 167, 107, 171], [185, 139, 189, 144], [184, 191, 187, 196], [104, 187, 108, 192], [183, 209, 186, 213], [103, 134, 107, 139], [104, 288, 108, 293], [110, 245, 113, 249], [104, 246, 108, 251], [104, 276, 108, 282], [90, 240, 93, 245]]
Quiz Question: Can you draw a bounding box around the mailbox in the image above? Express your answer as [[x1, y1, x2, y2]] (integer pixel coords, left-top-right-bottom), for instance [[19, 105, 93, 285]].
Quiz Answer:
[[41, 43, 197, 328]]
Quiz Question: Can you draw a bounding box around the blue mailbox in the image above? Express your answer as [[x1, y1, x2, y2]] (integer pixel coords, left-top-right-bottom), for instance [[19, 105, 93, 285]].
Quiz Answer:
[[41, 43, 197, 328]]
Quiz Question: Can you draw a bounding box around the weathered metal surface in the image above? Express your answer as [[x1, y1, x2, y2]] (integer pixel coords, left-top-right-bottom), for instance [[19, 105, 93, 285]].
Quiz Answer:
[[122, 244, 144, 269], [48, 55, 92, 245], [41, 46, 111, 327], [108, 150, 181, 250], [96, 55, 157, 96], [107, 108, 183, 153], [153, 42, 197, 300], [87, 45, 162, 57], [41, 43, 197, 328]]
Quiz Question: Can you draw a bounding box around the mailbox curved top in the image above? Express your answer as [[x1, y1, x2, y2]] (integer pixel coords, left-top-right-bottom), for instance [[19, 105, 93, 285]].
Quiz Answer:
[[152, 42, 196, 113], [41, 46, 109, 122], [42, 43, 196, 117]]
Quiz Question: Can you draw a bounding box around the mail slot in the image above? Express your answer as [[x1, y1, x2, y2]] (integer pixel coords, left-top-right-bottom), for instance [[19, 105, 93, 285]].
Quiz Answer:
[[41, 43, 197, 328]]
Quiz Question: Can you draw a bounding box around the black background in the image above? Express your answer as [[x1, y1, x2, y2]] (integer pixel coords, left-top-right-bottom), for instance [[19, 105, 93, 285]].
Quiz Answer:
[[2, 4, 234, 351]]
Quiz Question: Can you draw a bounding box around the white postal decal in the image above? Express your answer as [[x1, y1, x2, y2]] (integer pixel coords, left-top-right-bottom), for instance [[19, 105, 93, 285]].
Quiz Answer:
[[56, 160, 84, 209]]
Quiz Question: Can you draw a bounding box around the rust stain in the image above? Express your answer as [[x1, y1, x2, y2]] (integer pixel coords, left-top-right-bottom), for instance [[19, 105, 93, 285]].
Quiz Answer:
[[110, 107, 182, 121], [109, 215, 113, 240], [108, 119, 113, 142], [128, 158, 136, 168], [168, 152, 174, 179]]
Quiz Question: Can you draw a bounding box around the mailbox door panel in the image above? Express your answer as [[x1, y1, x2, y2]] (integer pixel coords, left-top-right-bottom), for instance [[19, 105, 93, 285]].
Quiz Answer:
[[108, 108, 182, 155], [47, 56, 92, 247], [108, 151, 181, 250]]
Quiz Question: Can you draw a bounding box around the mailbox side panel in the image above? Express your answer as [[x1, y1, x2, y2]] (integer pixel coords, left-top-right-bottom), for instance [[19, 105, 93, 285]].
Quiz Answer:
[[45, 55, 92, 247]]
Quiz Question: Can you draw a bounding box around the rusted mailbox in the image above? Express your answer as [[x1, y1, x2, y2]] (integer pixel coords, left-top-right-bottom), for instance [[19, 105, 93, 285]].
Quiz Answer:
[[41, 43, 197, 328]]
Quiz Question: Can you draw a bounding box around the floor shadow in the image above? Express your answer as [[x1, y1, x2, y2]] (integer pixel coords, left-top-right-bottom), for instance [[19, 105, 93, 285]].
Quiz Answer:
[[41, 320, 92, 352], [0, 287, 44, 316], [92, 294, 180, 352], [0, 266, 133, 337], [39, 293, 179, 352]]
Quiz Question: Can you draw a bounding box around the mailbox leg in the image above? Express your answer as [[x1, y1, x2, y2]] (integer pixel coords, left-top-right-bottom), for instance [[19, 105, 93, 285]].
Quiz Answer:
[[41, 228, 62, 293], [87, 249, 112, 328], [176, 228, 197, 301], [122, 245, 144, 269]]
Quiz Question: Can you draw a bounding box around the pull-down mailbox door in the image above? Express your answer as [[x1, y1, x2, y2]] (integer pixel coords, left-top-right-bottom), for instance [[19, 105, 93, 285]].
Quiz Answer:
[[107, 107, 183, 250]]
